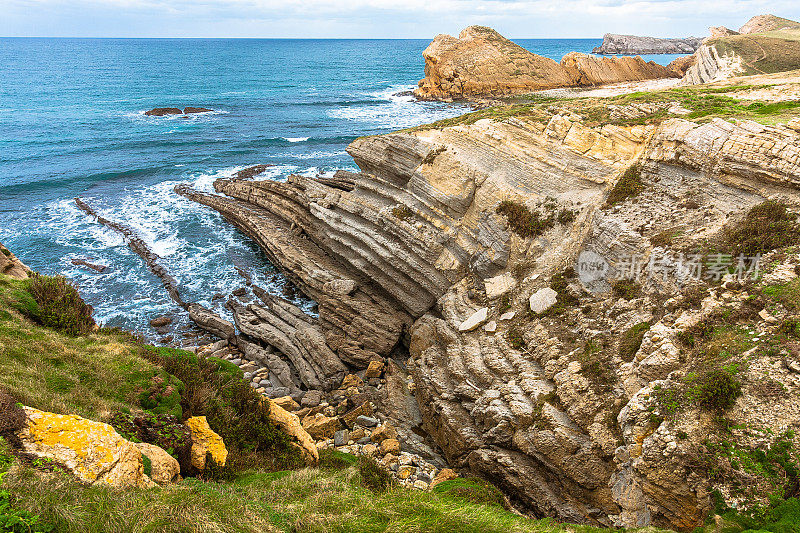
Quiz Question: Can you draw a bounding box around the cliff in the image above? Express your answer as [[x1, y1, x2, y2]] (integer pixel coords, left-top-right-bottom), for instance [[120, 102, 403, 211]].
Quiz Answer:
[[592, 34, 703, 55], [414, 26, 677, 101], [178, 75, 800, 529], [682, 15, 800, 84]]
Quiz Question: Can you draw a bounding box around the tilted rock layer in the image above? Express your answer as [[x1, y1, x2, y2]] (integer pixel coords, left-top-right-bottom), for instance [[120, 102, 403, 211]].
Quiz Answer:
[[182, 84, 800, 528], [414, 26, 677, 100]]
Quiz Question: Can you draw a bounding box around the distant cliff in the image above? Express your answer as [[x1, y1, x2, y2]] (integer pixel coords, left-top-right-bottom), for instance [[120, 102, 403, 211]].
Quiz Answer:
[[681, 14, 800, 85], [592, 34, 703, 55], [414, 26, 677, 101]]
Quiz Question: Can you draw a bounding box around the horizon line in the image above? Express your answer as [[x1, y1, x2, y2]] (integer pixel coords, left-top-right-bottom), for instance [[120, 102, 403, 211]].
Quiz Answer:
[[0, 35, 608, 40]]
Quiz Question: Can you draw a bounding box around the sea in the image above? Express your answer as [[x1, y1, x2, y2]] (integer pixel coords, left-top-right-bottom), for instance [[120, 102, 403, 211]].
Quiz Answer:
[[0, 37, 683, 337]]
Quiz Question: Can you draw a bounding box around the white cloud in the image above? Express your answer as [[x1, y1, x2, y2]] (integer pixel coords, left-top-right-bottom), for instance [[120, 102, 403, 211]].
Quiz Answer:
[[2, 0, 799, 37]]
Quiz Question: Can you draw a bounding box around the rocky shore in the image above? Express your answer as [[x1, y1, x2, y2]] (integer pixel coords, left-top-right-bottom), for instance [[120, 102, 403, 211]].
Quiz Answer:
[[166, 68, 800, 528], [413, 26, 677, 100]]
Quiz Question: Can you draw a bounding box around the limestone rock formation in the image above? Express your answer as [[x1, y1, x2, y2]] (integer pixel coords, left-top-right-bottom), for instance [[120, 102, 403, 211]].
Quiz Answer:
[[186, 416, 228, 472], [414, 26, 677, 100], [16, 406, 155, 488], [135, 442, 181, 484], [592, 34, 703, 55], [180, 79, 800, 528], [681, 15, 800, 85], [0, 242, 30, 280]]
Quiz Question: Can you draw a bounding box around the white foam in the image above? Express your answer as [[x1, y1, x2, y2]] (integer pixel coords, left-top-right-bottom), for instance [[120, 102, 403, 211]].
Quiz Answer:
[[326, 84, 467, 129], [282, 137, 310, 142]]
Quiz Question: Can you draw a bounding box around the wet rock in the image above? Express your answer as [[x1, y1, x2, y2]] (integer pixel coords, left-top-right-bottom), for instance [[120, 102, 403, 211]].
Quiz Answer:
[[149, 316, 173, 328], [184, 107, 213, 114], [144, 108, 183, 116]]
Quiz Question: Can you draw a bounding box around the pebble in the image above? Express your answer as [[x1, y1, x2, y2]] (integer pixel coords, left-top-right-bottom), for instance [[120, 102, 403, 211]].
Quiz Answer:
[[355, 415, 379, 427]]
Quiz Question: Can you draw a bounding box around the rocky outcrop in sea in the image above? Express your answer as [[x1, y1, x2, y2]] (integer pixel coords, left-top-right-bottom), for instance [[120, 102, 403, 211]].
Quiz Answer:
[[592, 34, 703, 55], [413, 26, 677, 101]]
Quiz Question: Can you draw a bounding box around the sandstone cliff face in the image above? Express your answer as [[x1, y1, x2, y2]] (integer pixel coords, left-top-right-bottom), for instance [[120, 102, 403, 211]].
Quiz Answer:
[[181, 97, 800, 528], [414, 26, 677, 101], [0, 242, 30, 280], [592, 34, 703, 55]]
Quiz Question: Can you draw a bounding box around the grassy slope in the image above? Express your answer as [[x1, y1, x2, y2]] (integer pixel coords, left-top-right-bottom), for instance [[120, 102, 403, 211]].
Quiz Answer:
[[0, 273, 670, 532], [711, 32, 800, 76], [404, 80, 800, 134]]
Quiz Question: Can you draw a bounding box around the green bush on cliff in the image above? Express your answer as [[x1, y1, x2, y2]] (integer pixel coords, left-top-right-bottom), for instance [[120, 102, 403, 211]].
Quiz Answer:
[[142, 346, 303, 473], [496, 200, 555, 239], [21, 274, 95, 336], [726, 200, 800, 256], [687, 368, 742, 411]]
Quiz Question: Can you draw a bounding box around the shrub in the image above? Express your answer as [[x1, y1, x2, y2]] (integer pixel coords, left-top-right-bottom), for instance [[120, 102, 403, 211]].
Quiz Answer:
[[619, 322, 650, 362], [496, 201, 554, 239], [432, 477, 506, 508], [542, 268, 579, 316], [506, 327, 525, 350], [358, 455, 393, 493], [109, 412, 192, 470], [612, 279, 641, 300], [605, 164, 645, 207], [778, 318, 800, 338], [688, 369, 742, 411], [22, 274, 94, 336], [136, 373, 184, 418], [142, 346, 302, 473], [0, 391, 25, 436], [726, 200, 800, 256]]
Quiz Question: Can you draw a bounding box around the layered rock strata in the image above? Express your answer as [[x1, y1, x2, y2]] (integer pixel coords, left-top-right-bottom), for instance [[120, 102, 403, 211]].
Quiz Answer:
[[181, 104, 800, 530], [592, 34, 703, 55], [414, 26, 677, 100]]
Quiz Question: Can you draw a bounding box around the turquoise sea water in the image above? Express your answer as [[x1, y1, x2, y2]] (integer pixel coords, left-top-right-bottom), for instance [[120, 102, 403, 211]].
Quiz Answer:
[[0, 37, 681, 335]]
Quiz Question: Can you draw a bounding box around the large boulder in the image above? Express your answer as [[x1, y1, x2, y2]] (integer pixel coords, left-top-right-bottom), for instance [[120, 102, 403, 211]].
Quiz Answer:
[[135, 442, 180, 484], [186, 416, 228, 472], [16, 407, 154, 488], [262, 397, 318, 464]]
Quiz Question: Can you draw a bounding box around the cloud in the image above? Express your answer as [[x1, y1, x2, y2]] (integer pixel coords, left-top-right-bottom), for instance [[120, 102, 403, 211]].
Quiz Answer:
[[2, 0, 799, 37]]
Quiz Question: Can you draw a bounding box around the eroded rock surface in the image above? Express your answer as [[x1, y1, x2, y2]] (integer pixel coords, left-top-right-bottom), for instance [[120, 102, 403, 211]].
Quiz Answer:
[[413, 26, 677, 101], [180, 93, 800, 528], [592, 34, 703, 55]]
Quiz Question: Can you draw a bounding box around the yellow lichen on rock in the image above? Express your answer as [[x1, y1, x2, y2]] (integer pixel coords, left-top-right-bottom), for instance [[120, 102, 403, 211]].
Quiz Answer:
[[261, 397, 319, 465], [186, 416, 228, 471], [17, 406, 154, 488]]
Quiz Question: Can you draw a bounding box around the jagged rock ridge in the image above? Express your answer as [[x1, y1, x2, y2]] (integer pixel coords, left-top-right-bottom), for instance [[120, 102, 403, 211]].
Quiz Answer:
[[592, 34, 703, 55], [414, 26, 677, 100]]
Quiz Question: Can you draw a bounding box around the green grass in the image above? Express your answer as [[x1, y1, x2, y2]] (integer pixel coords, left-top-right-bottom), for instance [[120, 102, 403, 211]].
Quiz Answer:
[[725, 200, 800, 256], [1, 462, 645, 533], [0, 276, 172, 420]]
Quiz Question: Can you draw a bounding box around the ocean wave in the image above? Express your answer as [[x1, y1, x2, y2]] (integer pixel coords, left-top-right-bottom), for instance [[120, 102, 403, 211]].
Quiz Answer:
[[327, 84, 467, 129], [282, 137, 310, 143]]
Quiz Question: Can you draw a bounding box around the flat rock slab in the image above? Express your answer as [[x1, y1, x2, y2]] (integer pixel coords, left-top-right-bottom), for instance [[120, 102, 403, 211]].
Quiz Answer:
[[459, 307, 488, 332], [529, 288, 558, 314]]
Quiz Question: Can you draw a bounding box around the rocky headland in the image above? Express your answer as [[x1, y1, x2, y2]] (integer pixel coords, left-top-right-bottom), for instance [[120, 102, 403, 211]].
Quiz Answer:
[[681, 14, 800, 85], [166, 68, 800, 529], [592, 34, 703, 55], [413, 26, 677, 101]]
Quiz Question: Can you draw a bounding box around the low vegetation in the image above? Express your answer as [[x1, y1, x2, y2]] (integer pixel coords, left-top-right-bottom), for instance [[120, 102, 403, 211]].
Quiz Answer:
[[604, 164, 645, 207], [619, 322, 650, 362], [495, 199, 570, 239], [725, 200, 800, 256]]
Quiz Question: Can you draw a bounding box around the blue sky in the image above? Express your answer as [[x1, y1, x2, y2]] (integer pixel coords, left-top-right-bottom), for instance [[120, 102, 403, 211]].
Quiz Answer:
[[2, 0, 799, 38]]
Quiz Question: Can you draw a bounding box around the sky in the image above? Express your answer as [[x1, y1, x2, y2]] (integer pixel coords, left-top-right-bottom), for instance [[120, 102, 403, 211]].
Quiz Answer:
[[2, 0, 800, 38]]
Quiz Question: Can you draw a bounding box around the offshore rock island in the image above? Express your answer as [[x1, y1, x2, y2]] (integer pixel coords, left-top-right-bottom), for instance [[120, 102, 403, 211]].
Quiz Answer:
[[3, 12, 800, 533]]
